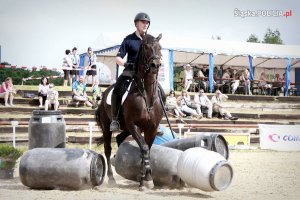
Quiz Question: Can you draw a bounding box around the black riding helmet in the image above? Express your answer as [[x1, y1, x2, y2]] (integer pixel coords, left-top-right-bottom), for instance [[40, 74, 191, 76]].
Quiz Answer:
[[134, 12, 151, 28]]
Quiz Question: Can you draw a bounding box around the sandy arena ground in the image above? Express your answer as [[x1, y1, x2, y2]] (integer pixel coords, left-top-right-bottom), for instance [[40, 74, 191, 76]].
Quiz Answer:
[[0, 150, 300, 200]]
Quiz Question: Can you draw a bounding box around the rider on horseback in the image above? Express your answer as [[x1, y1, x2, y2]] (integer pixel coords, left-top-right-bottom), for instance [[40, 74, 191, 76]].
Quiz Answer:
[[110, 12, 151, 132]]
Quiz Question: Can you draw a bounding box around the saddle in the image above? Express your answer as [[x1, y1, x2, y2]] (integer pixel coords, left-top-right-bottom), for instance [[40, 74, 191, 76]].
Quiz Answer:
[[106, 80, 133, 106]]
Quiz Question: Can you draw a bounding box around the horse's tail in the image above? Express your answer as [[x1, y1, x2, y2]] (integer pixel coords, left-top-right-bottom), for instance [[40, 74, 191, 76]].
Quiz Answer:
[[95, 105, 101, 128], [94, 84, 114, 130]]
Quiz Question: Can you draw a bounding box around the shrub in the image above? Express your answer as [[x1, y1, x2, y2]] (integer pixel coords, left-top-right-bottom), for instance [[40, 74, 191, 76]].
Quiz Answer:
[[0, 145, 23, 169]]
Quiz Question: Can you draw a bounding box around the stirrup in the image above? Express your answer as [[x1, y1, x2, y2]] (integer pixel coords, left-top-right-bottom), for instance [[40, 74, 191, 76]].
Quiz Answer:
[[110, 120, 120, 132]]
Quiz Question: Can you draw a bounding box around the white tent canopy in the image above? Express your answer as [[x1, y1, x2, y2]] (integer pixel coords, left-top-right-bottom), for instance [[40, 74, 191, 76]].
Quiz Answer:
[[89, 32, 299, 85], [92, 32, 300, 69]]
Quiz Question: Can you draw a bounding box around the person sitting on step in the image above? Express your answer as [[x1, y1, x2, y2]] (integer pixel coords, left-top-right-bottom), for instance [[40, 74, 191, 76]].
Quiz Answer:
[[0, 77, 16, 107], [211, 90, 238, 120], [72, 76, 92, 107], [91, 79, 102, 107], [194, 89, 212, 119], [45, 84, 59, 111], [38, 77, 49, 108], [177, 89, 202, 119], [166, 90, 185, 118]]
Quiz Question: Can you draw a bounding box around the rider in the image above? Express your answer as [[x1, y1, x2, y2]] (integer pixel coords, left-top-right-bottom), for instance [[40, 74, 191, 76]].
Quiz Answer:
[[110, 12, 151, 132]]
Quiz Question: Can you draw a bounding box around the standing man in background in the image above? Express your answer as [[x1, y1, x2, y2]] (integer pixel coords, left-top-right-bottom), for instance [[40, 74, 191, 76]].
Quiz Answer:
[[84, 47, 97, 84], [71, 47, 80, 82]]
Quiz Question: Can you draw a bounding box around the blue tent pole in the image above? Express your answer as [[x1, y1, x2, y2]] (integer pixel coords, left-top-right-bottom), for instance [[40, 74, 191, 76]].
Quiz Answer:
[[285, 58, 291, 96], [209, 53, 214, 93], [248, 55, 254, 81], [169, 50, 174, 90]]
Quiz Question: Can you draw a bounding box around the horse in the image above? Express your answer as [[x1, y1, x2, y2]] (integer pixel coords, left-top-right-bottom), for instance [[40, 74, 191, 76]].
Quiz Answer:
[[95, 33, 163, 190]]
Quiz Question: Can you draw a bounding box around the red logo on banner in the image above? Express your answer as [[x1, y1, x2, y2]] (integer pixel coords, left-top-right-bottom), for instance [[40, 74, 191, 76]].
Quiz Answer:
[[268, 134, 280, 142]]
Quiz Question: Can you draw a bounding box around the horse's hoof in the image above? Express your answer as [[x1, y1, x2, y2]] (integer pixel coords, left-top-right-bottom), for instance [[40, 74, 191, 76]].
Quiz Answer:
[[108, 178, 117, 187], [139, 185, 151, 192], [144, 180, 154, 189]]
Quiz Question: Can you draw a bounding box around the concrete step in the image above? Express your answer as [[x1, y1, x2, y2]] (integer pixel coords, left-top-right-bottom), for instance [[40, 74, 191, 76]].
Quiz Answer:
[[0, 132, 103, 143], [2, 105, 300, 119], [0, 106, 95, 115], [0, 124, 102, 133]]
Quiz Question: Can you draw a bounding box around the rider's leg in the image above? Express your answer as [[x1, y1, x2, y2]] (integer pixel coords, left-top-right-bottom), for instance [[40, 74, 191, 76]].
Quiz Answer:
[[110, 91, 121, 131], [110, 75, 128, 132]]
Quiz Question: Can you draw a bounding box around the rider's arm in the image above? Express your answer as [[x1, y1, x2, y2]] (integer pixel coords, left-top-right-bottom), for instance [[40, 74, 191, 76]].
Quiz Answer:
[[116, 56, 125, 66], [116, 38, 127, 66]]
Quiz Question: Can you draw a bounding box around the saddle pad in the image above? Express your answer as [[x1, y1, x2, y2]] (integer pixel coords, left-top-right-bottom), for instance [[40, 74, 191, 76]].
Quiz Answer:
[[106, 81, 133, 105]]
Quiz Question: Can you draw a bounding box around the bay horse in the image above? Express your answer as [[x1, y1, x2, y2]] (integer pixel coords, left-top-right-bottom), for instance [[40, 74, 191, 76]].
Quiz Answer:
[[95, 33, 163, 190]]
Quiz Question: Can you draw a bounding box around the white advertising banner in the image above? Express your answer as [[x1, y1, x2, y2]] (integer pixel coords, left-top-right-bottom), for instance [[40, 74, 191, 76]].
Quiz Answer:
[[158, 49, 171, 90], [259, 124, 300, 151]]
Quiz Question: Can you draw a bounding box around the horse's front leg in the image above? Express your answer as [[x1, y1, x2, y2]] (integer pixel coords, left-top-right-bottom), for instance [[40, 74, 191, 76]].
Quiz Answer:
[[129, 125, 154, 191]]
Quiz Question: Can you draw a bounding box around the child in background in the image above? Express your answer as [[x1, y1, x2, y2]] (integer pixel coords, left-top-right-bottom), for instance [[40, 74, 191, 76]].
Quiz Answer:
[[91, 79, 102, 106], [45, 83, 59, 111], [38, 77, 49, 108], [0, 77, 17, 107]]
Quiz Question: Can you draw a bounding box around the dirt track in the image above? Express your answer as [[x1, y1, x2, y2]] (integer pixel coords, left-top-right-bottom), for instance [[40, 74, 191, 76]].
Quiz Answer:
[[0, 150, 300, 200]]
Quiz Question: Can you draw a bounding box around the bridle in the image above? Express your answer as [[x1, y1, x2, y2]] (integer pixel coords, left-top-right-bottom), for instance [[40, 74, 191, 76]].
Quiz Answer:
[[135, 38, 162, 114], [140, 41, 162, 74]]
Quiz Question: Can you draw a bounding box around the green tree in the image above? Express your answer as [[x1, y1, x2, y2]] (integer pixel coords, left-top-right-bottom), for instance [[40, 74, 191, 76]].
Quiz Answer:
[[262, 28, 283, 44], [247, 34, 260, 43], [0, 68, 63, 85], [246, 28, 283, 44]]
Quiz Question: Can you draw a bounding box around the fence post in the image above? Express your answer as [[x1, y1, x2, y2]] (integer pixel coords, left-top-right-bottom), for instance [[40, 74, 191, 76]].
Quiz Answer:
[[11, 121, 19, 147]]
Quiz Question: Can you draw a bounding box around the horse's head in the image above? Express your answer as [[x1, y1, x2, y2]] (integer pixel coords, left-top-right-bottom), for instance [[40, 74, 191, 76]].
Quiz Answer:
[[139, 33, 162, 74]]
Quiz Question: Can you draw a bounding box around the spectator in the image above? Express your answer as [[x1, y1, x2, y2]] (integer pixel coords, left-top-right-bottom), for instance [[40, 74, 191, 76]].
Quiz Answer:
[[177, 89, 202, 119], [259, 72, 272, 95], [91, 79, 102, 106], [280, 73, 290, 94], [241, 68, 252, 95], [72, 76, 92, 107], [84, 47, 97, 84], [231, 69, 240, 94], [166, 90, 185, 118], [183, 64, 193, 91], [194, 89, 212, 119], [38, 77, 49, 108], [273, 73, 283, 95], [222, 69, 231, 84], [197, 65, 209, 92], [70, 47, 80, 82], [62, 49, 73, 86], [221, 69, 231, 93], [211, 90, 238, 120], [0, 77, 16, 107], [45, 84, 59, 111], [214, 66, 221, 84]]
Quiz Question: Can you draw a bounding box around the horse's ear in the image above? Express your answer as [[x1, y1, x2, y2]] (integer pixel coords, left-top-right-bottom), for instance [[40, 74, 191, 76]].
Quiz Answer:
[[156, 33, 162, 41]]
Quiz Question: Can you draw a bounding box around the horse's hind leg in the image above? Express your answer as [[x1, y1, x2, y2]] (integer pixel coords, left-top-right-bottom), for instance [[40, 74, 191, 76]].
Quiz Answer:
[[129, 125, 154, 191]]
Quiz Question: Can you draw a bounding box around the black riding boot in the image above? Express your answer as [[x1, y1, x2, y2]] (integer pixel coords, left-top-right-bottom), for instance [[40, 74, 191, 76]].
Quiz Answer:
[[110, 92, 120, 132]]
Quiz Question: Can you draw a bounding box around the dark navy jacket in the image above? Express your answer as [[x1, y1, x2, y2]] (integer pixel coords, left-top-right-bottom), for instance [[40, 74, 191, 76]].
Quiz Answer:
[[117, 32, 142, 69]]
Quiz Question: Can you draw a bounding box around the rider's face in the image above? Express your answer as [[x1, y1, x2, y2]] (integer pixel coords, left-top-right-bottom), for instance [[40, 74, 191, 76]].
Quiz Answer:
[[136, 20, 149, 34]]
